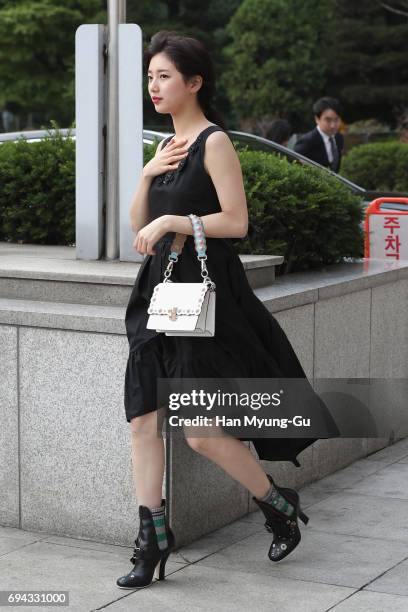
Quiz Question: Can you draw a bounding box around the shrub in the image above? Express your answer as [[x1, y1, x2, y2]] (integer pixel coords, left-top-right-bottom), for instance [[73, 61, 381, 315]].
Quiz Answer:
[[341, 141, 408, 192], [0, 127, 75, 244], [0, 132, 364, 274], [230, 149, 364, 274]]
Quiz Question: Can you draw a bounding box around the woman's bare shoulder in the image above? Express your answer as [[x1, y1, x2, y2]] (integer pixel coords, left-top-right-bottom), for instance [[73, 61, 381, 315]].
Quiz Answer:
[[205, 128, 232, 145]]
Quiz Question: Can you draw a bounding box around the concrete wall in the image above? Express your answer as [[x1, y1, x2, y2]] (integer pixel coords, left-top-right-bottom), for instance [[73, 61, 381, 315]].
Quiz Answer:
[[1, 261, 407, 547]]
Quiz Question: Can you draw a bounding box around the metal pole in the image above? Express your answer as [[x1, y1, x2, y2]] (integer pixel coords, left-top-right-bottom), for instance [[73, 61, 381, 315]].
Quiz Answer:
[[105, 0, 126, 260]]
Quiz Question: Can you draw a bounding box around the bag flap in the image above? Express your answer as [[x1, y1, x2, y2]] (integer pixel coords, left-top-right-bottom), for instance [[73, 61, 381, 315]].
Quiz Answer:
[[147, 282, 209, 315]]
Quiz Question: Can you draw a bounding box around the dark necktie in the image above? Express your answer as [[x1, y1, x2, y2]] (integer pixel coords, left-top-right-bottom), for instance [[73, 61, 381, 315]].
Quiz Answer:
[[330, 136, 339, 171]]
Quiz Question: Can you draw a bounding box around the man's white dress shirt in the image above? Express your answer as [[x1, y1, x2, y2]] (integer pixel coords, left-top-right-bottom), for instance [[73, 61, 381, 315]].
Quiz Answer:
[[317, 125, 335, 163]]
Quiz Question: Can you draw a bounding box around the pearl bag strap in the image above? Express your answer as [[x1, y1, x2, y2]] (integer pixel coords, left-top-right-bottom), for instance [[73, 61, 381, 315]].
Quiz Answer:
[[163, 214, 215, 288]]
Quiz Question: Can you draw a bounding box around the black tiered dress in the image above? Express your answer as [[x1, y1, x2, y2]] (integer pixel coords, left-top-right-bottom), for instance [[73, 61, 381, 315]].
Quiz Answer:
[[124, 124, 340, 467]]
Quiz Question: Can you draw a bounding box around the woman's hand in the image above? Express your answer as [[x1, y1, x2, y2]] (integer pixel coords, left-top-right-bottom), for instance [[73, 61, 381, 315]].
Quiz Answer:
[[133, 216, 171, 255], [143, 137, 189, 179]]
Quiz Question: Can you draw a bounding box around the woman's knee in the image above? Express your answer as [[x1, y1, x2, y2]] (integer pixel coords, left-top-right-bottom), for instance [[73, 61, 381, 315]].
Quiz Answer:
[[185, 435, 213, 454], [184, 422, 226, 453]]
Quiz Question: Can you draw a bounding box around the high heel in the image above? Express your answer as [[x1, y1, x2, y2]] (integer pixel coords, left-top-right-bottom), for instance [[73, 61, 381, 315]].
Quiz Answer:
[[275, 486, 309, 525], [298, 508, 309, 525], [116, 499, 175, 589], [264, 475, 310, 525], [253, 474, 305, 562], [154, 551, 171, 581]]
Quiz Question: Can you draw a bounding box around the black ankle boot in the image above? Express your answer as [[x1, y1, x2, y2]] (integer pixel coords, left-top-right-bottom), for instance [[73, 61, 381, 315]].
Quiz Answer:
[[265, 474, 309, 526], [253, 474, 308, 562], [116, 499, 176, 589]]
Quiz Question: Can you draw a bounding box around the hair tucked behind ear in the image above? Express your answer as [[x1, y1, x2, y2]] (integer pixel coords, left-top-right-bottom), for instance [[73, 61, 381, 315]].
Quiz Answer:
[[144, 31, 226, 130]]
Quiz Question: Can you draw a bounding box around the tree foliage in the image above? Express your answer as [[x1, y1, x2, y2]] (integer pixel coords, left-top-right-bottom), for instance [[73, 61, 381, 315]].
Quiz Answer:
[[0, 0, 106, 126], [1, 0, 408, 133], [324, 0, 408, 126], [0, 0, 240, 129], [223, 0, 330, 131]]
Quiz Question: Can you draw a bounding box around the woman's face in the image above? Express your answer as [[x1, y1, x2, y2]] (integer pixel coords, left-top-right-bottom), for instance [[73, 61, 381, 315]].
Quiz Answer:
[[147, 52, 201, 114]]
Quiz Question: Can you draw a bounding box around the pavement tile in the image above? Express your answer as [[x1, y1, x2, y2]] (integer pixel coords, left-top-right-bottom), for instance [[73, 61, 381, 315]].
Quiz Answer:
[[0, 540, 188, 612], [105, 563, 355, 612], [304, 458, 392, 492], [345, 462, 408, 500], [175, 518, 263, 563], [188, 529, 408, 589], [329, 589, 408, 611], [0, 526, 49, 543], [363, 558, 408, 597], [301, 492, 408, 542]]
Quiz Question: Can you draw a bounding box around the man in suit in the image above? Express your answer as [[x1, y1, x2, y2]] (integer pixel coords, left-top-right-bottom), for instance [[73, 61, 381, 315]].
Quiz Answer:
[[294, 97, 344, 173]]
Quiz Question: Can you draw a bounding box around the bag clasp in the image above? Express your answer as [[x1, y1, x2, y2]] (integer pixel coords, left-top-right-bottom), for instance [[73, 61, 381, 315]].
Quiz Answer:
[[168, 307, 178, 321]]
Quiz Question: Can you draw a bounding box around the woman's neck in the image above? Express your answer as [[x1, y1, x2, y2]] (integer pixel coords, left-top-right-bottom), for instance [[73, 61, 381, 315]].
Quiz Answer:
[[171, 109, 212, 142]]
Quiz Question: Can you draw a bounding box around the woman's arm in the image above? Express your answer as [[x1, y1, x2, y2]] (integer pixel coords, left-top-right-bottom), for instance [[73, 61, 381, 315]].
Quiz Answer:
[[129, 137, 189, 233], [163, 130, 249, 239], [129, 174, 153, 234], [129, 140, 164, 233]]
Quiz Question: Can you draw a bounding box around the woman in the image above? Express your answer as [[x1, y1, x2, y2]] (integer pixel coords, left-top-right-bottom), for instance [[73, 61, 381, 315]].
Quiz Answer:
[[117, 31, 339, 589]]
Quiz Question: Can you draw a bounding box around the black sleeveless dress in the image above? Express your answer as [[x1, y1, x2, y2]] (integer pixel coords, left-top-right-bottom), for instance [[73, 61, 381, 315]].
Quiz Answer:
[[124, 124, 340, 467]]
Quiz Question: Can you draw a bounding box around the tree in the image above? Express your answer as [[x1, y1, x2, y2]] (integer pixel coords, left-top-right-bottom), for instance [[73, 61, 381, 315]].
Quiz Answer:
[[222, 0, 330, 133], [0, 0, 106, 128], [324, 0, 408, 126], [0, 0, 240, 129]]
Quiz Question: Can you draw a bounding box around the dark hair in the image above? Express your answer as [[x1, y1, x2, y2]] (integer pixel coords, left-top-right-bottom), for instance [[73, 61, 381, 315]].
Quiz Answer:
[[266, 119, 292, 145], [313, 97, 341, 118], [144, 31, 226, 129]]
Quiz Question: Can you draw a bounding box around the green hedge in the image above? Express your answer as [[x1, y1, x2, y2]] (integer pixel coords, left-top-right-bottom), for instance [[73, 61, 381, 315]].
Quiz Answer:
[[0, 129, 75, 244], [231, 149, 363, 274], [0, 131, 364, 274], [341, 141, 408, 192]]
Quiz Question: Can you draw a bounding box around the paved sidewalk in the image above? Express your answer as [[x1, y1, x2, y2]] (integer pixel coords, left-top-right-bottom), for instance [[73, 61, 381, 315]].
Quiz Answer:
[[1, 438, 407, 612]]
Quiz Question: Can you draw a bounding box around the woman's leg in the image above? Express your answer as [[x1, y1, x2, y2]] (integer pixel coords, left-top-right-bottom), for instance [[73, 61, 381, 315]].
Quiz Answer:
[[129, 408, 165, 508], [116, 409, 174, 588], [184, 421, 270, 499]]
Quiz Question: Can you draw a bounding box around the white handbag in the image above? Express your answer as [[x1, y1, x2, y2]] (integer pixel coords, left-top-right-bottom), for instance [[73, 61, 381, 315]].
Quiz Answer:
[[146, 214, 216, 337]]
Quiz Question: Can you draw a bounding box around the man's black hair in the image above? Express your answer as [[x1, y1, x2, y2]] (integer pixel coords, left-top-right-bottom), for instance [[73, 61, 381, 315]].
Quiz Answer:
[[266, 119, 292, 144], [313, 97, 341, 118]]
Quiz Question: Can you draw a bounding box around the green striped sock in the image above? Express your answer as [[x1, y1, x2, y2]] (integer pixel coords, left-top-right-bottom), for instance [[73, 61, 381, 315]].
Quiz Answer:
[[150, 504, 168, 550], [258, 483, 294, 516]]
